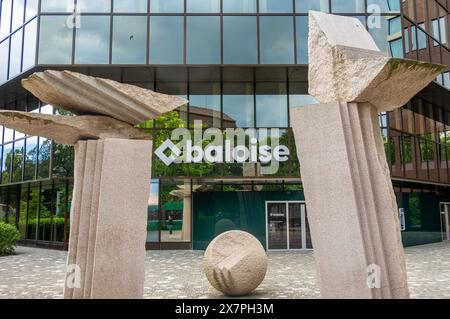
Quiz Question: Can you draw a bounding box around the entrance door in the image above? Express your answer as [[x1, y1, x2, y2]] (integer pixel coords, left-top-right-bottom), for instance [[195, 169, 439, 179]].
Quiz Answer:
[[440, 203, 450, 241], [266, 201, 312, 250]]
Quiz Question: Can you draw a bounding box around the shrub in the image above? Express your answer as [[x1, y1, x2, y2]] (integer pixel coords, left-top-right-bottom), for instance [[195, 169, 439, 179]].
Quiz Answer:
[[0, 222, 20, 256]]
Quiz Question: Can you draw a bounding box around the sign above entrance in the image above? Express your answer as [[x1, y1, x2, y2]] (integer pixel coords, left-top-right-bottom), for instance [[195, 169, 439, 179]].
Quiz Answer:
[[154, 121, 290, 175]]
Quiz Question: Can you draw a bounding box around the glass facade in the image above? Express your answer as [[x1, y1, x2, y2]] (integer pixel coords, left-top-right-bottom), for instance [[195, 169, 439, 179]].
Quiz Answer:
[[1, 0, 449, 250]]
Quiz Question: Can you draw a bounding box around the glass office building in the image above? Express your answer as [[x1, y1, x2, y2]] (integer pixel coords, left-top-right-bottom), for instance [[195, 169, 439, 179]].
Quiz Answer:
[[0, 0, 449, 250]]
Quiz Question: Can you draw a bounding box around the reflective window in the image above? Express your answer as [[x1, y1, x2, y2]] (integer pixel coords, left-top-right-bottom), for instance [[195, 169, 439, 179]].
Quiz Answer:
[[113, 0, 147, 13], [75, 16, 110, 64], [187, 0, 220, 13], [223, 0, 256, 13], [259, 0, 292, 13], [223, 83, 254, 128], [22, 19, 37, 70], [25, 0, 38, 20], [150, 0, 184, 13], [296, 16, 308, 64], [2, 144, 12, 184], [41, 0, 73, 12], [260, 17, 294, 64], [0, 40, 9, 83], [189, 83, 221, 128], [24, 136, 37, 180], [0, 0, 12, 40], [367, 0, 400, 12], [112, 16, 147, 64], [9, 29, 22, 78], [256, 83, 288, 128], [150, 16, 184, 64], [12, 0, 25, 30], [223, 16, 257, 64], [389, 38, 403, 58], [369, 16, 391, 54], [4, 128, 14, 143], [290, 94, 318, 107], [12, 139, 24, 183], [77, 0, 111, 12], [187, 16, 220, 64], [331, 0, 365, 13], [296, 0, 329, 13], [37, 138, 51, 179], [39, 16, 73, 64]]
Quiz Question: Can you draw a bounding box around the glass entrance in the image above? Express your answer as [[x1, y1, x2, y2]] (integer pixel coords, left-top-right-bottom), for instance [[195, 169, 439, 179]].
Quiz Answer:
[[440, 203, 450, 241], [266, 201, 312, 250]]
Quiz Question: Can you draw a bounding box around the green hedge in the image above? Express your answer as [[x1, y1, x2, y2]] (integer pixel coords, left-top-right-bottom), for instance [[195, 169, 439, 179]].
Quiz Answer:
[[0, 222, 20, 256], [147, 220, 183, 231]]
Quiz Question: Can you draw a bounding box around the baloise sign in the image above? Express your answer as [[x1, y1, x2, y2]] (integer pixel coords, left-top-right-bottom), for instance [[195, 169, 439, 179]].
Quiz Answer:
[[155, 121, 290, 175]]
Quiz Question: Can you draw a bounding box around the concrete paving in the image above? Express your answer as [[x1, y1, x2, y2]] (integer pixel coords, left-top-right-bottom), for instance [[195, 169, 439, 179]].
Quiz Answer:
[[0, 241, 449, 299]]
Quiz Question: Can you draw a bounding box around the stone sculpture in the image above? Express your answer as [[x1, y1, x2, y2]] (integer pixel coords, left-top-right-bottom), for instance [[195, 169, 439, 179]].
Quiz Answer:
[[203, 230, 268, 296], [0, 70, 187, 299], [290, 11, 445, 299]]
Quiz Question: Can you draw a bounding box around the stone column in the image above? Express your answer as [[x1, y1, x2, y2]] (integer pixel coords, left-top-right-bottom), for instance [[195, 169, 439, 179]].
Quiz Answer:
[[64, 138, 153, 299], [291, 102, 409, 298]]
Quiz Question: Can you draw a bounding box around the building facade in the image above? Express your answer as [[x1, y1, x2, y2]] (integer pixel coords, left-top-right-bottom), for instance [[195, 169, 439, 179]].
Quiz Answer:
[[0, 0, 449, 250]]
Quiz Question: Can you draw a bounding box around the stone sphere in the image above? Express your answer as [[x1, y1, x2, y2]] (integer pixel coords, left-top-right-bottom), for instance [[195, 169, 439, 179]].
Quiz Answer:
[[203, 230, 268, 296]]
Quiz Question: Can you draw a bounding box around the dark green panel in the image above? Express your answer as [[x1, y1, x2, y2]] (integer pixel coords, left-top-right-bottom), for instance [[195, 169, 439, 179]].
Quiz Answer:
[[193, 191, 304, 250]]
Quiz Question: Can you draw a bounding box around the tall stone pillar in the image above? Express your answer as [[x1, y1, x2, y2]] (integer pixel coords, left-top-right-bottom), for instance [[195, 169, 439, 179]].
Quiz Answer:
[[290, 11, 445, 299], [291, 102, 408, 298], [64, 139, 152, 299]]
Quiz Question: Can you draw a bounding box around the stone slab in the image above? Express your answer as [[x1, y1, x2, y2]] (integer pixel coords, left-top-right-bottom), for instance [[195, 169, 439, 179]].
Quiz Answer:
[[64, 138, 152, 299], [0, 111, 148, 145], [290, 102, 410, 299], [22, 70, 188, 125], [308, 11, 445, 112]]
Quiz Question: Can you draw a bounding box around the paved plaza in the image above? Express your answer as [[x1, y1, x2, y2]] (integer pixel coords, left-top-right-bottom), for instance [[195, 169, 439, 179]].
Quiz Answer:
[[0, 241, 449, 299]]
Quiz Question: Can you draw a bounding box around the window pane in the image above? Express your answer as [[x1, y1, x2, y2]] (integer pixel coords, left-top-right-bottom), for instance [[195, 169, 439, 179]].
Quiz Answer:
[[4, 128, 13, 143], [389, 38, 403, 58], [112, 16, 147, 64], [295, 0, 329, 13], [41, 0, 73, 12], [23, 18, 37, 70], [150, 16, 184, 64], [296, 16, 308, 64], [223, 0, 256, 13], [187, 0, 220, 13], [369, 16, 391, 54], [260, 16, 294, 64], [12, 139, 24, 183], [189, 82, 221, 128], [12, 0, 25, 30], [256, 83, 288, 128], [77, 0, 111, 12], [223, 82, 254, 128], [114, 0, 147, 13], [331, 0, 365, 13], [38, 138, 51, 179], [39, 16, 73, 64], [9, 30, 22, 78], [0, 0, 12, 40], [0, 40, 9, 83], [187, 16, 220, 64], [25, 0, 38, 20], [24, 136, 37, 180], [150, 0, 184, 13], [1, 144, 12, 184], [223, 16, 257, 64], [259, 0, 292, 13], [367, 0, 400, 12], [75, 16, 110, 64]]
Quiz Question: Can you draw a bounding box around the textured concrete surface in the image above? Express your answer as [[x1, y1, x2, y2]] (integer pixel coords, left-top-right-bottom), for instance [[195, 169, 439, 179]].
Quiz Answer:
[[203, 231, 268, 296], [308, 11, 444, 112], [22, 70, 188, 125], [292, 102, 409, 298], [65, 139, 152, 299], [0, 241, 449, 299], [0, 111, 148, 145]]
